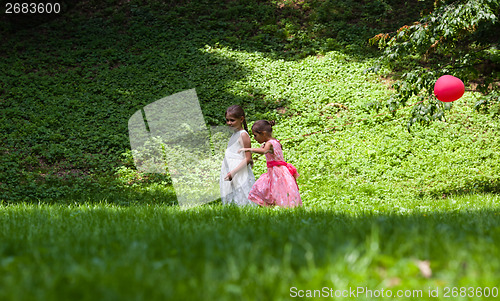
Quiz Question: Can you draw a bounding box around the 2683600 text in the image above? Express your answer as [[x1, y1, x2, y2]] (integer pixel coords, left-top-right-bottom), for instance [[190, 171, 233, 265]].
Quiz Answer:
[[5, 2, 61, 14]]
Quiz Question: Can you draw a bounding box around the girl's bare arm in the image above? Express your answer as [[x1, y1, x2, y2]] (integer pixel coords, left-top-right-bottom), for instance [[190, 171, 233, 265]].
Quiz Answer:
[[239, 141, 273, 155], [241, 132, 253, 166]]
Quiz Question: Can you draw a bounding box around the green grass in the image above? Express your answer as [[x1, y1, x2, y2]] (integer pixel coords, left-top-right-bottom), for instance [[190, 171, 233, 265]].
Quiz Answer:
[[1, 196, 499, 301]]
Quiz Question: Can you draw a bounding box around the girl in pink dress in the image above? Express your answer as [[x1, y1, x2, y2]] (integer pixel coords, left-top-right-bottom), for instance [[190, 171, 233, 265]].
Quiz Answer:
[[239, 120, 302, 208]]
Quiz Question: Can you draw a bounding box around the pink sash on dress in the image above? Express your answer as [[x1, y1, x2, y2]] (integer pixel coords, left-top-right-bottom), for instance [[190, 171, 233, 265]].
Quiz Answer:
[[267, 160, 299, 178]]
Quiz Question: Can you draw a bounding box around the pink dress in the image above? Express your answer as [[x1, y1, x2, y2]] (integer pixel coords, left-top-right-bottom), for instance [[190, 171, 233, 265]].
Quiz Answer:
[[248, 139, 302, 208]]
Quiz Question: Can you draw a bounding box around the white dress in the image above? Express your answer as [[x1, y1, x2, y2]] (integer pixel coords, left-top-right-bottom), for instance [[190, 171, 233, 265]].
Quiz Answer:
[[220, 130, 256, 206]]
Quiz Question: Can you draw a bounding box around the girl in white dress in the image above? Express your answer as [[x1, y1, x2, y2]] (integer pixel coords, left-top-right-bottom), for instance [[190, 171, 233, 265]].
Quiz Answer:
[[220, 105, 256, 206]]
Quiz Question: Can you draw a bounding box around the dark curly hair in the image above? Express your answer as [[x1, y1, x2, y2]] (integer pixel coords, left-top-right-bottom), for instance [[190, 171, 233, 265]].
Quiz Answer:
[[251, 120, 276, 134]]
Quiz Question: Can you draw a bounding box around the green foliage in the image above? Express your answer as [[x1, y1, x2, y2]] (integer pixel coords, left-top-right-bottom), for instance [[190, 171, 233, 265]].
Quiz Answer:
[[369, 0, 500, 128], [1, 0, 499, 203]]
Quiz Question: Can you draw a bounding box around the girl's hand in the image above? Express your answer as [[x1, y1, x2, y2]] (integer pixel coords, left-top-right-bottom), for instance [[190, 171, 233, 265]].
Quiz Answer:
[[224, 172, 232, 181], [239, 148, 249, 153]]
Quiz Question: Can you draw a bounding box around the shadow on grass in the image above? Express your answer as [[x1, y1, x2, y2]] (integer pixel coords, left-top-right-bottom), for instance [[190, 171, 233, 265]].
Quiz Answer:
[[148, 203, 500, 281], [3, 201, 499, 282], [1, 196, 498, 301]]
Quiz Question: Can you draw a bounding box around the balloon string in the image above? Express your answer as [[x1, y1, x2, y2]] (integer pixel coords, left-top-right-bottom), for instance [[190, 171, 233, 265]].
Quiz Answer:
[[280, 100, 425, 141]]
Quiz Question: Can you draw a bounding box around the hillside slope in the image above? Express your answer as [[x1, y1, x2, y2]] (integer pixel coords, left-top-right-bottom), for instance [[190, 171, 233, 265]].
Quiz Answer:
[[1, 0, 498, 203]]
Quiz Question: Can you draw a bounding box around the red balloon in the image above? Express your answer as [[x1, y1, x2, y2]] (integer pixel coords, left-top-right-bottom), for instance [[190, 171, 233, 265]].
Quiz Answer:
[[434, 75, 465, 102]]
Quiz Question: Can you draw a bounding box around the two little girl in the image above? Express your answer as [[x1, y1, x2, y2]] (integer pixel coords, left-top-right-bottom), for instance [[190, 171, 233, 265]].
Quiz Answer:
[[220, 105, 302, 208]]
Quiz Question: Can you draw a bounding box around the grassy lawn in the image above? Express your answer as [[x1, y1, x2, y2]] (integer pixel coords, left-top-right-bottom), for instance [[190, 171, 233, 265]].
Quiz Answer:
[[1, 195, 499, 300]]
